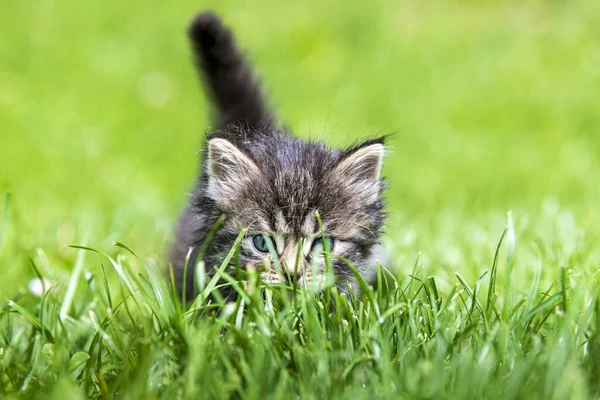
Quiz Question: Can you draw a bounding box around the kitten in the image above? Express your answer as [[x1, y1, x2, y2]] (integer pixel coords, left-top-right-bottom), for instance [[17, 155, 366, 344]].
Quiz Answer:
[[171, 12, 387, 301]]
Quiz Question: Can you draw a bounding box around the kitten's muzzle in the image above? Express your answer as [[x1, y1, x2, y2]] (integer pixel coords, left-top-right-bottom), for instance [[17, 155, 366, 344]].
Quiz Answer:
[[280, 254, 304, 284]]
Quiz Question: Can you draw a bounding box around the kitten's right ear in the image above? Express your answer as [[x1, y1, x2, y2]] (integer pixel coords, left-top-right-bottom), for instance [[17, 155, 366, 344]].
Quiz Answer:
[[205, 138, 259, 202]]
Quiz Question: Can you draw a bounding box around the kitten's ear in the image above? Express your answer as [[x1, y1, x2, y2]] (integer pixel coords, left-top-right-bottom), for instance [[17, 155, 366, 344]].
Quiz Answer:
[[336, 142, 385, 182], [335, 142, 385, 203], [205, 138, 259, 202]]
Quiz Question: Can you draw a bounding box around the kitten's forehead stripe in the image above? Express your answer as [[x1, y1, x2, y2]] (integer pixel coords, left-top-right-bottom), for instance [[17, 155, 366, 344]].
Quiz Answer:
[[274, 210, 291, 234], [302, 213, 316, 236]]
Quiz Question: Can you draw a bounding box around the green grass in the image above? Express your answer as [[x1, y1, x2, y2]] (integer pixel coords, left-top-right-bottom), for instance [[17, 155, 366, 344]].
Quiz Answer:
[[2, 0, 600, 398]]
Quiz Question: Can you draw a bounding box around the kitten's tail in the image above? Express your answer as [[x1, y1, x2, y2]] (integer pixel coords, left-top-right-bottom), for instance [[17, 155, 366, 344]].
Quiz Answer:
[[188, 12, 274, 130]]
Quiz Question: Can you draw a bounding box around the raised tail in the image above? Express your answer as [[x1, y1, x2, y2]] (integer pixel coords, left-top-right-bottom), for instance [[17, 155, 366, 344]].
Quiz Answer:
[[188, 12, 274, 130]]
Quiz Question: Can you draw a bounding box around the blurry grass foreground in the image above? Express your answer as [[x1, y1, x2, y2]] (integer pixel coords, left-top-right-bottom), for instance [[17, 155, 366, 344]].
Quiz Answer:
[[1, 214, 599, 399]]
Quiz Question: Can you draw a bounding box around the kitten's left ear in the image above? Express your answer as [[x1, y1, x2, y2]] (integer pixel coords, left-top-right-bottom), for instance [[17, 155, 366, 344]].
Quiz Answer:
[[336, 142, 385, 182], [335, 141, 385, 203]]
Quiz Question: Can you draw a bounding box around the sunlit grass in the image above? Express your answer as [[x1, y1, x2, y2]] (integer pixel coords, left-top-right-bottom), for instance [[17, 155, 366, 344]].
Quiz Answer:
[[2, 211, 597, 398]]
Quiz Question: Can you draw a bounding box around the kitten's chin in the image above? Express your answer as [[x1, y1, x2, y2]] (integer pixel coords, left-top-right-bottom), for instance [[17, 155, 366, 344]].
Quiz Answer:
[[245, 261, 370, 296]]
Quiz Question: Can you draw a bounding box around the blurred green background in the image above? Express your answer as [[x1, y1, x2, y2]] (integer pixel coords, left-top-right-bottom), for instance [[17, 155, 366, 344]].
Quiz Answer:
[[1, 0, 599, 296]]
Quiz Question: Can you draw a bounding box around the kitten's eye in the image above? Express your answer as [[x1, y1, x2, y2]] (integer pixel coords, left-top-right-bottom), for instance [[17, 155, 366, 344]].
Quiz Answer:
[[311, 236, 334, 254], [252, 234, 271, 253]]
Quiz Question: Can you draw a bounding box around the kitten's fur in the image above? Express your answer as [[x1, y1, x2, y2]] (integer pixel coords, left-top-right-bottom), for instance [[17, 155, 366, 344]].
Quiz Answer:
[[171, 12, 387, 301]]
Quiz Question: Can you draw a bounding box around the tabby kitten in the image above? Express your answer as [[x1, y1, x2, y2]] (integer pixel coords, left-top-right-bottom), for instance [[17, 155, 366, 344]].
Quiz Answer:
[[171, 12, 387, 301]]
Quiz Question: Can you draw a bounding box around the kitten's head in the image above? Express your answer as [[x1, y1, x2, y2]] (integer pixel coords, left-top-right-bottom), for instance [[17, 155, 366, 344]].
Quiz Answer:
[[203, 126, 387, 290]]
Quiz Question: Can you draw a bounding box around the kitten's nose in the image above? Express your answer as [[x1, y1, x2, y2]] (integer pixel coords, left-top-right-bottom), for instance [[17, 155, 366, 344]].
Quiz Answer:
[[281, 254, 302, 283]]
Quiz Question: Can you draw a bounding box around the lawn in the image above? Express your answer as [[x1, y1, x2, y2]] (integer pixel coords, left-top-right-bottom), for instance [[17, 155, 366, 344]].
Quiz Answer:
[[1, 0, 600, 398]]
